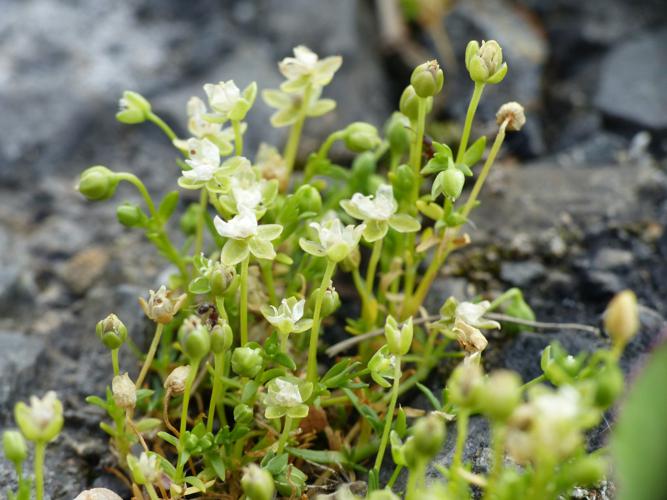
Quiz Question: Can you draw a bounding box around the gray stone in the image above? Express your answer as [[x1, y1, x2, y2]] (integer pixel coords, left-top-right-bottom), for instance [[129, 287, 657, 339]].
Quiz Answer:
[[596, 30, 667, 131], [593, 248, 634, 272], [0, 331, 45, 409], [500, 260, 546, 287]]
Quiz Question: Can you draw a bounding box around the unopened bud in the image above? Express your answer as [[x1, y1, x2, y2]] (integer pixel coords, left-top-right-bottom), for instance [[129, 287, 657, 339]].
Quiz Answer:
[[478, 370, 522, 421], [343, 122, 382, 153], [412, 413, 446, 458], [210, 323, 234, 354], [234, 403, 254, 423], [231, 346, 263, 378], [116, 202, 146, 228], [339, 246, 361, 272], [241, 463, 275, 500], [439, 168, 465, 200], [465, 40, 508, 84], [384, 315, 413, 356], [209, 264, 237, 296], [604, 290, 639, 352], [116, 91, 152, 124], [447, 361, 484, 409], [410, 60, 445, 98], [127, 452, 161, 485], [385, 112, 411, 156], [496, 102, 526, 131], [96, 313, 128, 350], [295, 184, 323, 214], [77, 166, 119, 201], [178, 316, 211, 361], [164, 365, 190, 395], [112, 373, 136, 410], [399, 85, 433, 122], [390, 164, 416, 201], [2, 430, 27, 467]]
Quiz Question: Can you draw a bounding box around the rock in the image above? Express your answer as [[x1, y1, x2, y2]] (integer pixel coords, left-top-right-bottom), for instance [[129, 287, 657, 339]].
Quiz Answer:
[[592, 248, 634, 272], [595, 29, 667, 131], [500, 260, 546, 287], [74, 488, 123, 500], [60, 247, 110, 295], [0, 331, 45, 409]]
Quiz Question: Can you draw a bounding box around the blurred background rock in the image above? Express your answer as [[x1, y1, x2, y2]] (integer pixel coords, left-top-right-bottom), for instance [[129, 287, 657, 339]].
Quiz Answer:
[[0, 0, 666, 497]]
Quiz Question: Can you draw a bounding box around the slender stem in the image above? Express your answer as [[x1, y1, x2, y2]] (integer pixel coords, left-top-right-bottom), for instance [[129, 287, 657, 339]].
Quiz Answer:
[[456, 82, 485, 163], [386, 464, 403, 489], [116, 173, 157, 216], [307, 260, 337, 384], [450, 410, 470, 497], [484, 423, 507, 500], [135, 323, 164, 388], [232, 120, 243, 156], [207, 352, 225, 433], [240, 255, 250, 346], [461, 121, 508, 218], [283, 85, 313, 176], [276, 416, 293, 454], [260, 260, 277, 305], [406, 459, 426, 500], [147, 112, 177, 141], [145, 483, 160, 500], [520, 374, 546, 393], [34, 441, 46, 500], [111, 348, 120, 377], [365, 239, 383, 300], [280, 332, 289, 354], [193, 189, 208, 260], [374, 357, 402, 473], [176, 359, 200, 480], [318, 131, 345, 160]]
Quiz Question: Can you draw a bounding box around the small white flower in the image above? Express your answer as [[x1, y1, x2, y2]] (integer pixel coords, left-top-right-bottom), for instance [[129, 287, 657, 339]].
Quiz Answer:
[[187, 96, 222, 138], [261, 297, 312, 335], [137, 452, 161, 484], [214, 206, 258, 240], [272, 378, 303, 407], [456, 301, 501, 330], [533, 386, 581, 421], [278, 45, 342, 89], [347, 184, 397, 221], [28, 391, 59, 430], [313, 217, 364, 250], [204, 80, 242, 120], [183, 138, 220, 182], [231, 162, 264, 210]]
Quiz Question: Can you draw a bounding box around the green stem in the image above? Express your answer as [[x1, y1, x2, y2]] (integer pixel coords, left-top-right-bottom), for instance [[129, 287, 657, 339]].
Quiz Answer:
[[318, 130, 345, 160], [365, 239, 383, 300], [116, 173, 157, 216], [135, 323, 164, 388], [279, 332, 289, 354], [461, 121, 507, 218], [283, 85, 313, 176], [193, 189, 208, 260], [374, 356, 402, 473], [34, 441, 46, 500], [456, 82, 485, 163], [450, 410, 470, 497], [240, 255, 250, 346], [111, 348, 120, 377], [386, 464, 403, 489], [147, 112, 177, 141], [145, 483, 160, 500], [406, 459, 426, 500], [520, 374, 546, 393], [307, 260, 337, 383], [484, 423, 507, 500], [260, 260, 277, 305], [207, 352, 225, 433], [276, 416, 293, 454], [232, 120, 243, 156], [176, 358, 200, 480]]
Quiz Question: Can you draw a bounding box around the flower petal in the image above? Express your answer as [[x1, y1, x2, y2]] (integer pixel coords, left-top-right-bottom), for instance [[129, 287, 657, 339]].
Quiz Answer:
[[388, 213, 421, 233], [221, 239, 249, 266], [249, 237, 276, 261]]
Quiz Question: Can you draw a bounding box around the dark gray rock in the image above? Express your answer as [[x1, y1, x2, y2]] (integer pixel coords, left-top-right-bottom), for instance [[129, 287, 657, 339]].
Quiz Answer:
[[595, 30, 667, 131], [0, 331, 45, 410], [500, 260, 546, 287]]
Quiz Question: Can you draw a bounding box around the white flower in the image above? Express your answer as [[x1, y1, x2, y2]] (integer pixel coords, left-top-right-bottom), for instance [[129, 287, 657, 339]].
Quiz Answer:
[[28, 391, 59, 430], [300, 216, 365, 263], [533, 385, 581, 421], [214, 206, 258, 240], [456, 301, 501, 330], [347, 184, 397, 221], [183, 138, 220, 182], [204, 80, 242, 120], [278, 45, 342, 90], [187, 96, 222, 138], [272, 378, 303, 407], [230, 162, 264, 210], [261, 297, 312, 335], [136, 452, 161, 484]]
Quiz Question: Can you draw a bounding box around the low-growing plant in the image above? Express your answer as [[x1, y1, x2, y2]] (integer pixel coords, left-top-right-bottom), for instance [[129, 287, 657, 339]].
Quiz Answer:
[[1, 42, 643, 499]]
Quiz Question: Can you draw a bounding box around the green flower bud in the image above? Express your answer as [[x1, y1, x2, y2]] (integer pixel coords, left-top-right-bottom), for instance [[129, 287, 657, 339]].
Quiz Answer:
[[3, 430, 28, 467], [308, 286, 341, 318], [412, 413, 446, 459], [390, 164, 417, 201], [410, 60, 445, 98], [210, 322, 234, 354], [593, 362, 624, 409], [178, 316, 211, 362], [116, 202, 146, 228], [399, 86, 420, 121], [385, 112, 411, 156], [465, 40, 508, 84], [384, 315, 413, 356], [294, 184, 322, 214], [234, 403, 254, 423], [209, 264, 237, 296], [447, 361, 484, 409], [241, 463, 275, 500], [343, 122, 382, 153], [441, 168, 465, 200], [96, 313, 128, 350], [77, 166, 119, 201], [604, 290, 639, 352], [14, 391, 63, 443], [339, 246, 361, 272], [478, 370, 522, 422], [231, 346, 263, 378], [116, 91, 151, 124], [564, 455, 608, 487]]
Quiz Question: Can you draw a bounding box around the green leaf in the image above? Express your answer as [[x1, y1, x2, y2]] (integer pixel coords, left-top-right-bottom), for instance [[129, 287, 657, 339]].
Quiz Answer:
[[206, 452, 226, 481], [135, 418, 162, 433], [158, 191, 180, 220], [286, 447, 347, 465], [158, 431, 179, 448], [265, 453, 289, 475], [85, 395, 108, 410], [612, 340, 667, 500], [342, 388, 383, 434], [416, 382, 443, 411], [185, 475, 208, 492], [241, 380, 261, 404], [462, 136, 487, 166], [189, 276, 211, 295], [99, 422, 116, 437], [273, 352, 297, 371]]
